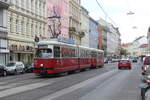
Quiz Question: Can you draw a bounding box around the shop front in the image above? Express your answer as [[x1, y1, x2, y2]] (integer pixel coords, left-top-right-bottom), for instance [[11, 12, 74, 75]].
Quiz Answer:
[[9, 41, 34, 64]]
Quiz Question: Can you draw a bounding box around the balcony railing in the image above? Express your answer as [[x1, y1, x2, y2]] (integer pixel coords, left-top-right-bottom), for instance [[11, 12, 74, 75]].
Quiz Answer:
[[69, 27, 76, 32]]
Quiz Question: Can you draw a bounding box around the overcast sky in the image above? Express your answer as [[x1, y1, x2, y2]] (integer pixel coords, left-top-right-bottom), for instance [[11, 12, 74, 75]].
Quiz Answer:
[[81, 0, 150, 43]]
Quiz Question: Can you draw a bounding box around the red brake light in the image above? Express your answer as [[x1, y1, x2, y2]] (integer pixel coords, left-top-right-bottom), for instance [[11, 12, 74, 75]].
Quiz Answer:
[[144, 70, 148, 73], [144, 57, 148, 65], [147, 82, 150, 86]]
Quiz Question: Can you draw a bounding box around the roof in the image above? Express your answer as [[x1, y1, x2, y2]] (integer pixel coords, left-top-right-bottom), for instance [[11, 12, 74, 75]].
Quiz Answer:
[[121, 43, 129, 47], [139, 44, 148, 48], [38, 40, 104, 52]]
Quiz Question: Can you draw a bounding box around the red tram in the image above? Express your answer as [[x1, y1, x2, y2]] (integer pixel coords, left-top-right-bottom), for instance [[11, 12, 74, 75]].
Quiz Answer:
[[33, 40, 104, 76]]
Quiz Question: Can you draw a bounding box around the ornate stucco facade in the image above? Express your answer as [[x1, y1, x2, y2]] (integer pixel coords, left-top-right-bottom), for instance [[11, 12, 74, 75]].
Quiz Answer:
[[69, 0, 82, 45], [46, 0, 69, 38], [8, 0, 46, 63]]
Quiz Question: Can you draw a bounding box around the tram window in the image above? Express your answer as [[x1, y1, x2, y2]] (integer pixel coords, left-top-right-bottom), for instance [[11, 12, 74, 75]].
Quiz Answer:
[[54, 46, 60, 57], [91, 51, 97, 58], [36, 49, 52, 58]]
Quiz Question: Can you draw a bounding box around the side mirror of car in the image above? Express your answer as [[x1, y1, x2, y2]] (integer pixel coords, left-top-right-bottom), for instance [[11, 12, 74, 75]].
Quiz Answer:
[[142, 72, 145, 75]]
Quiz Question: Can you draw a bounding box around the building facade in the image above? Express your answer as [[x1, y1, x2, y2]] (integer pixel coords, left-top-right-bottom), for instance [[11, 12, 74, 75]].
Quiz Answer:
[[0, 0, 10, 65], [147, 27, 150, 52], [80, 6, 89, 47], [46, 0, 69, 38], [8, 0, 46, 63], [127, 36, 148, 56], [69, 0, 82, 45], [139, 44, 148, 56], [107, 24, 121, 56], [89, 17, 98, 49], [98, 19, 109, 56]]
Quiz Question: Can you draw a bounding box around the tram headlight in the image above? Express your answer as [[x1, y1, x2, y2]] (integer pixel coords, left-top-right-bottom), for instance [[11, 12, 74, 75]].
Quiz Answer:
[[40, 64, 44, 67]]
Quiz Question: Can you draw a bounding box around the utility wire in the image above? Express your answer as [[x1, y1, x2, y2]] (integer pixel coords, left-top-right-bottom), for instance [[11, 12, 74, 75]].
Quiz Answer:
[[96, 0, 118, 27]]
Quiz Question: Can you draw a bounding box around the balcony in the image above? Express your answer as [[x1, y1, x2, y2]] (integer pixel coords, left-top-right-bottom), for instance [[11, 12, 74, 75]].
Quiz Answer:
[[0, 0, 10, 8], [79, 31, 85, 38], [69, 27, 76, 32]]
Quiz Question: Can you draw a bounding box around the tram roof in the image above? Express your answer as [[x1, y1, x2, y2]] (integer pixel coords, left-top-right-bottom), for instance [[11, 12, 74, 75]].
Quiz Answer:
[[78, 46, 103, 52], [38, 40, 77, 47], [38, 40, 103, 52]]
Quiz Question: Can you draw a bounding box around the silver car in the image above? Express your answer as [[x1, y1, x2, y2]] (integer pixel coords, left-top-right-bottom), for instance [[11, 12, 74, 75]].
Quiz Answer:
[[6, 62, 25, 75]]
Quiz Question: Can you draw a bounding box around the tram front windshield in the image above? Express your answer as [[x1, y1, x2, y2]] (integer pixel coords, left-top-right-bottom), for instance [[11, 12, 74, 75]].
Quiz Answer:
[[36, 49, 52, 58]]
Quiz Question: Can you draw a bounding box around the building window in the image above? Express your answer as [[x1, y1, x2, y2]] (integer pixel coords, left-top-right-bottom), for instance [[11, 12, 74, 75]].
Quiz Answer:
[[21, 20, 24, 34], [31, 0, 34, 12], [0, 9, 3, 26], [31, 22, 33, 36], [21, 0, 24, 8], [39, 2, 41, 16], [10, 17, 13, 32], [16, 0, 19, 6], [16, 19, 19, 34], [26, 21, 29, 34], [35, 23, 38, 34], [26, 0, 29, 10], [35, 1, 37, 14], [39, 24, 41, 35]]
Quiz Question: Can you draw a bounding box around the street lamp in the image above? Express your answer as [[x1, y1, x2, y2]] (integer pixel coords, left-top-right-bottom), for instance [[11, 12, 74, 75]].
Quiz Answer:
[[48, 15, 61, 38]]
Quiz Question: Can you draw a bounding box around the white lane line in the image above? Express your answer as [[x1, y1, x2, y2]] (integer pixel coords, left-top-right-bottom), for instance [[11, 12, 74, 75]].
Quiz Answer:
[[38, 70, 118, 100], [0, 80, 55, 98], [0, 82, 7, 85]]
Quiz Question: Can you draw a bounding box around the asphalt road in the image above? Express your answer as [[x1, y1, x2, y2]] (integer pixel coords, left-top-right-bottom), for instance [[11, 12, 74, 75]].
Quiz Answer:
[[0, 62, 142, 100]]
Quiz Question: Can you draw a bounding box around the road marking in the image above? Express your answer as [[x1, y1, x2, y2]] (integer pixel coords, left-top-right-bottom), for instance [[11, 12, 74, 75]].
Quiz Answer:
[[0, 82, 7, 85], [38, 70, 118, 100], [0, 80, 55, 98]]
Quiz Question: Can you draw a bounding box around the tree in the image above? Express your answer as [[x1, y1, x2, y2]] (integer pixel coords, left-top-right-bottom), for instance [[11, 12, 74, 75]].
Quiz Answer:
[[120, 48, 128, 56]]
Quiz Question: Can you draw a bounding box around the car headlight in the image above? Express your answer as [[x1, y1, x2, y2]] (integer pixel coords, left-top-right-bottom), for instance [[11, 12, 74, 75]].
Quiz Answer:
[[147, 75, 150, 79]]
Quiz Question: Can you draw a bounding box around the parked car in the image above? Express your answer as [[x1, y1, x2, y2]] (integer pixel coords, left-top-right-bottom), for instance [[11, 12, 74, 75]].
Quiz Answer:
[[142, 55, 150, 75], [25, 62, 34, 73], [132, 58, 137, 62], [118, 59, 131, 69], [140, 64, 150, 100], [130, 57, 138, 63], [6, 62, 25, 75], [0, 64, 7, 76]]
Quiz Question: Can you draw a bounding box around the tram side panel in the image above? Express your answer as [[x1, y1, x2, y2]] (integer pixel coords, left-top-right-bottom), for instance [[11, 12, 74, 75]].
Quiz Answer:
[[61, 46, 79, 72], [91, 51, 97, 68], [79, 48, 90, 69], [97, 51, 104, 67]]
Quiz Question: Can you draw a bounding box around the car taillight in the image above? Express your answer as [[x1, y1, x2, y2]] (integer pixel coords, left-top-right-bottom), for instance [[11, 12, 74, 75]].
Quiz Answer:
[[144, 70, 148, 73]]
